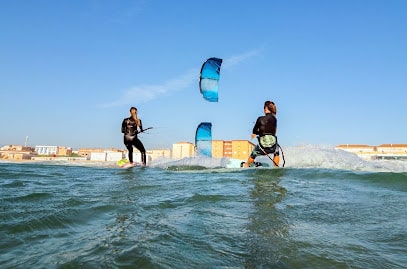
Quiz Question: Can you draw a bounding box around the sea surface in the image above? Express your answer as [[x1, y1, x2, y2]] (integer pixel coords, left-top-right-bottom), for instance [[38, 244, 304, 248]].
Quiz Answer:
[[1, 145, 407, 268]]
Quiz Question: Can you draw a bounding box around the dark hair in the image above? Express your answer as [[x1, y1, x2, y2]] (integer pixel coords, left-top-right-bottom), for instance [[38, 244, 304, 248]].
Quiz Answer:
[[130, 107, 137, 112], [264, 101, 277, 114]]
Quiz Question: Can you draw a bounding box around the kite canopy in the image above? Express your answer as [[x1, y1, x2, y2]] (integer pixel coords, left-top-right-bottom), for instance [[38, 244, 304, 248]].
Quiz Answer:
[[199, 57, 223, 102], [195, 122, 212, 157]]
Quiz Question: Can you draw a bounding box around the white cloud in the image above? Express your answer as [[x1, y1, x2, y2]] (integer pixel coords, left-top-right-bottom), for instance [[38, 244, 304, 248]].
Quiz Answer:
[[100, 49, 262, 108], [222, 48, 263, 68], [99, 69, 197, 108]]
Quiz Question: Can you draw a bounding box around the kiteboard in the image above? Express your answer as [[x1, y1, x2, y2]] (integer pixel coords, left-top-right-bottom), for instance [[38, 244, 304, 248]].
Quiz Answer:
[[117, 159, 144, 168], [225, 158, 269, 168]]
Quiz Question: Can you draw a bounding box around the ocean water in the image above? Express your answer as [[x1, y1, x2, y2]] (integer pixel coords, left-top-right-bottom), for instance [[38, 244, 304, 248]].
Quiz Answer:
[[1, 145, 406, 269]]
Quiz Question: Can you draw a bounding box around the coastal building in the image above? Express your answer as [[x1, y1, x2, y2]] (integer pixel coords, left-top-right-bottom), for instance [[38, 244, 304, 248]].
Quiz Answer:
[[78, 148, 124, 159], [0, 145, 35, 160], [231, 140, 255, 160], [168, 140, 255, 160], [106, 152, 124, 162], [78, 148, 125, 161], [377, 144, 407, 154], [335, 144, 407, 160], [57, 146, 72, 156], [35, 145, 72, 156], [150, 149, 172, 161], [172, 142, 195, 159], [78, 148, 106, 158], [212, 140, 255, 160], [1, 145, 33, 151], [212, 140, 227, 158], [90, 152, 109, 161], [335, 144, 374, 155], [115, 149, 169, 163]]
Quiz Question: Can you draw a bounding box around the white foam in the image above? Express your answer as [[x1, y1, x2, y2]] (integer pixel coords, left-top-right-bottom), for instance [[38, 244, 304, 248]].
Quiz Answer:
[[149, 156, 230, 169], [279, 144, 407, 172], [149, 145, 407, 173]]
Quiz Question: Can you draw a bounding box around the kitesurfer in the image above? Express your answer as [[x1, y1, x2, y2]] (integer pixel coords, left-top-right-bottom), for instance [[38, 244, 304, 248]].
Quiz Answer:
[[121, 107, 146, 166], [243, 101, 280, 167]]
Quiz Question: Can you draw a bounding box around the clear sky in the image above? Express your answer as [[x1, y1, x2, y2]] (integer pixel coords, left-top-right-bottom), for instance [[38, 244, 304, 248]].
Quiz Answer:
[[1, 0, 406, 150]]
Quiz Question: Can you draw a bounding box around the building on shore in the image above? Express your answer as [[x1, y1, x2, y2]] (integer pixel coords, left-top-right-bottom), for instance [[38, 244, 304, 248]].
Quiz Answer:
[[212, 140, 255, 160], [335, 144, 407, 160], [78, 148, 124, 160], [0, 145, 36, 160], [2, 139, 255, 162], [150, 149, 172, 160], [172, 140, 254, 160], [35, 145, 72, 156], [172, 142, 195, 159]]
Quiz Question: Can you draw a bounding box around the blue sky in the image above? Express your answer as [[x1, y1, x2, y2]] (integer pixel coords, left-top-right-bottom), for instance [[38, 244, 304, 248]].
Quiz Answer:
[[1, 0, 406, 150]]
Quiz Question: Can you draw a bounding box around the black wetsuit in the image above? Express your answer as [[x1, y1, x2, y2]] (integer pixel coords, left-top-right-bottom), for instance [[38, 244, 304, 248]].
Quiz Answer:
[[121, 117, 146, 165], [252, 113, 277, 136], [250, 113, 278, 158]]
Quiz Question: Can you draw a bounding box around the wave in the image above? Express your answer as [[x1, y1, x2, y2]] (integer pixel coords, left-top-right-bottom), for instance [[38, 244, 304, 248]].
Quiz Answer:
[[150, 145, 407, 173], [282, 144, 407, 172]]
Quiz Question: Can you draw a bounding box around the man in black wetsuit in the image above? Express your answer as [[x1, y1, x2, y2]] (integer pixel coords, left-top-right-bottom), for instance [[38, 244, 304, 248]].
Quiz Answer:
[[121, 107, 146, 166], [243, 101, 280, 167]]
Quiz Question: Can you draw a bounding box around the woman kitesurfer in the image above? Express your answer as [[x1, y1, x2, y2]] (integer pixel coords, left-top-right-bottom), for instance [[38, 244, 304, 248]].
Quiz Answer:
[[121, 107, 146, 166], [243, 101, 280, 167]]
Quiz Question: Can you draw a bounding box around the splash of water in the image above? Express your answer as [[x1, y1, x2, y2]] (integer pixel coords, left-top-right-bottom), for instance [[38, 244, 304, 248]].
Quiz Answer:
[[150, 145, 407, 173], [283, 144, 407, 172]]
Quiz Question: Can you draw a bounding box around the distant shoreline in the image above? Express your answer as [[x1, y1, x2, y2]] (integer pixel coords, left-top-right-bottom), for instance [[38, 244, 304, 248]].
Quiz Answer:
[[0, 157, 119, 166]]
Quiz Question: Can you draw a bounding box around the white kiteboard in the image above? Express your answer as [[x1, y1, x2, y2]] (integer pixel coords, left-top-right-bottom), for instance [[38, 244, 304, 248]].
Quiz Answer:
[[226, 158, 268, 168]]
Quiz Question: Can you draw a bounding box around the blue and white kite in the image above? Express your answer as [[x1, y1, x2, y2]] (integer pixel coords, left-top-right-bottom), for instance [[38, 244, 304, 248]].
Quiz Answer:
[[199, 57, 223, 102]]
